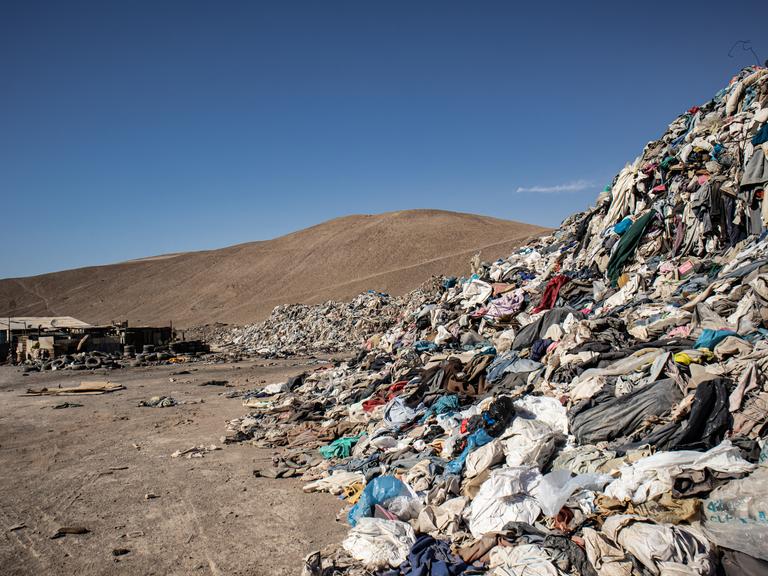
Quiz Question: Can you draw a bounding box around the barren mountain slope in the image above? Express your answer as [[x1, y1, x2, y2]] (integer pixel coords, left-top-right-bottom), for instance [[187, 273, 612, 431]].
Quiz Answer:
[[0, 209, 547, 326]]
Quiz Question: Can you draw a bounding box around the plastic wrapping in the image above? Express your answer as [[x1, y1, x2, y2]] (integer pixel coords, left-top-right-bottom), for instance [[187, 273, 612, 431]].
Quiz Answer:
[[532, 470, 613, 517], [702, 467, 768, 561], [348, 475, 411, 526]]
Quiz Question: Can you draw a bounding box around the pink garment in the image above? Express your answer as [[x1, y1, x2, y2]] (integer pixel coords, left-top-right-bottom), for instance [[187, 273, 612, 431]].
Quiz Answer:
[[485, 289, 525, 319], [546, 341, 559, 354], [678, 261, 695, 276], [666, 325, 692, 338]]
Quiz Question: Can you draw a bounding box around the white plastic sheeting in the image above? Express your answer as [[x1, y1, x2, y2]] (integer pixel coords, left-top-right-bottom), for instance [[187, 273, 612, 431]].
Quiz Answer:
[[342, 517, 416, 569], [531, 469, 613, 517], [467, 466, 542, 537]]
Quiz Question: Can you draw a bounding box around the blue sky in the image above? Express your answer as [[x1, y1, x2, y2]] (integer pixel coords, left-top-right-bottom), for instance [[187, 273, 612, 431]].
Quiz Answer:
[[2, 1, 766, 278]]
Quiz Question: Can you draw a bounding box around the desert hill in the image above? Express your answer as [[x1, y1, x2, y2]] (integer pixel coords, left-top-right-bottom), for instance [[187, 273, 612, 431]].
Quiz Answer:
[[0, 209, 547, 326]]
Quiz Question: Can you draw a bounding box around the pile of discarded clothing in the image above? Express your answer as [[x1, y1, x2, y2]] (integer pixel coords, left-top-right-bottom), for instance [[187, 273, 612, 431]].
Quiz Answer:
[[214, 284, 442, 356], [225, 67, 768, 576]]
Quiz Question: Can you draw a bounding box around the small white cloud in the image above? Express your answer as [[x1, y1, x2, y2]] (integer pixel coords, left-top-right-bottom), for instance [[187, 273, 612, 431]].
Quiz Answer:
[[515, 179, 594, 194]]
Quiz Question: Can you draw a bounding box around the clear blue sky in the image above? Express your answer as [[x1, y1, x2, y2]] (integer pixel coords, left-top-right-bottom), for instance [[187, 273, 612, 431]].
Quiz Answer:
[[2, 1, 766, 278]]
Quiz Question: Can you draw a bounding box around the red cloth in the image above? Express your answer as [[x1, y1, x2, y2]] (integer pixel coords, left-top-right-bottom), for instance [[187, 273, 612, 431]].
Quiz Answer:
[[470, 307, 487, 318], [532, 275, 570, 314], [363, 381, 408, 412], [385, 381, 407, 401], [362, 397, 386, 412]]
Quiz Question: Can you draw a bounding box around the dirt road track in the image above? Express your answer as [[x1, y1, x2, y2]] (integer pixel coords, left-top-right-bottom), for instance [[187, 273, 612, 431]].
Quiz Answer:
[[0, 359, 347, 575]]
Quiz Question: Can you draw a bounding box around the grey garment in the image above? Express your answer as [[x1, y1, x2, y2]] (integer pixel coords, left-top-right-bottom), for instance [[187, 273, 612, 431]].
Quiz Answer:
[[383, 397, 417, 428], [691, 302, 730, 331], [486, 351, 520, 383], [569, 378, 683, 445], [495, 362, 542, 391], [498, 358, 543, 388], [741, 149, 768, 189], [691, 182, 714, 234], [513, 307, 582, 350], [486, 523, 598, 576], [747, 203, 763, 235], [542, 535, 598, 576], [460, 329, 486, 348], [721, 257, 768, 280], [601, 515, 716, 575], [552, 444, 617, 474], [721, 548, 768, 576], [388, 454, 445, 470], [624, 419, 679, 452]]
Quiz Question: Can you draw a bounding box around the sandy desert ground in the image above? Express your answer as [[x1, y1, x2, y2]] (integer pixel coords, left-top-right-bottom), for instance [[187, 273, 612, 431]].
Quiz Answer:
[[0, 358, 347, 576]]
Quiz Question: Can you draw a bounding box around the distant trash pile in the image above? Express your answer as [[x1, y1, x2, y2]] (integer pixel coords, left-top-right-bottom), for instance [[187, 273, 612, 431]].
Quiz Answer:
[[213, 282, 443, 356], [19, 341, 228, 373], [226, 66, 768, 575]]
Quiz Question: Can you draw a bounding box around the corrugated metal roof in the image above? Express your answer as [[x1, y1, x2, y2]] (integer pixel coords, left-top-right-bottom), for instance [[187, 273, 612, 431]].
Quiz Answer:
[[0, 317, 92, 330]]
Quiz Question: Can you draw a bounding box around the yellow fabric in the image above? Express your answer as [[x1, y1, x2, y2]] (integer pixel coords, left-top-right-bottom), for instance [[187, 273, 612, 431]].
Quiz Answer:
[[343, 482, 364, 504], [674, 352, 694, 365], [674, 349, 714, 365]]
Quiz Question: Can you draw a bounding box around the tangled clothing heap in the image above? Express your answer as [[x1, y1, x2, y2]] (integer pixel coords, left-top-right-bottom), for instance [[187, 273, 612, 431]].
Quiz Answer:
[[229, 67, 768, 576]]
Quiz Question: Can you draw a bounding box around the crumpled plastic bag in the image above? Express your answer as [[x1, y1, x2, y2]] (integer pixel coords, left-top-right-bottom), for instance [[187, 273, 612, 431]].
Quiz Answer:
[[531, 469, 613, 517], [348, 475, 414, 526], [701, 467, 768, 561]]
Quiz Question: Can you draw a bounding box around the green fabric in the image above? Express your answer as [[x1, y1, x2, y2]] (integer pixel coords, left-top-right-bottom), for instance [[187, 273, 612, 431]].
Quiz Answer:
[[607, 210, 656, 286], [318, 434, 363, 459], [660, 156, 677, 169]]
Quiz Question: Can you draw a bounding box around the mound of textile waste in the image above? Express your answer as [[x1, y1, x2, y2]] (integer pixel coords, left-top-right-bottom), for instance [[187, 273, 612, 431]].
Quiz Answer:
[[227, 66, 768, 576], [213, 281, 443, 356]]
